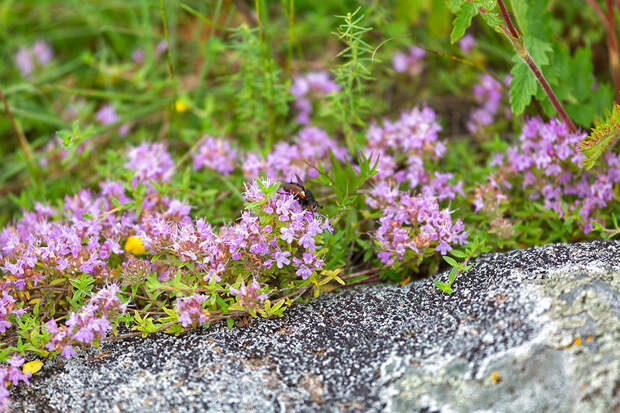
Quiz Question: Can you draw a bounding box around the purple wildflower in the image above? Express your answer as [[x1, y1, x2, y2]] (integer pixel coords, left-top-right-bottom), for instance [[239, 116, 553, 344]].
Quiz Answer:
[[392, 46, 426, 75], [192, 136, 237, 175], [45, 285, 126, 358], [501, 117, 620, 231], [175, 294, 208, 327], [14, 40, 53, 76], [131, 49, 145, 63], [467, 74, 511, 133], [95, 104, 119, 125], [0, 355, 31, 408], [458, 34, 476, 53], [290, 71, 340, 124], [156, 40, 168, 55], [243, 127, 346, 181], [125, 142, 174, 189], [367, 183, 468, 265], [228, 278, 268, 309]]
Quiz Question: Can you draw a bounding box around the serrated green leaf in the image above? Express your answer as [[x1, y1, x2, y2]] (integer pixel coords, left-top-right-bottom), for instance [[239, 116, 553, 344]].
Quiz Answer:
[[450, 2, 477, 43], [510, 60, 538, 114], [523, 36, 551, 67]]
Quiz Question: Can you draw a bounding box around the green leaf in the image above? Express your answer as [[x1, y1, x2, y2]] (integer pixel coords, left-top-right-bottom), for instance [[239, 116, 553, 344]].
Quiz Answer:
[[509, 60, 538, 115], [523, 36, 552, 67], [449, 249, 467, 259], [448, 267, 458, 283], [226, 318, 234, 329], [442, 256, 458, 267], [433, 280, 453, 295], [450, 2, 477, 43]]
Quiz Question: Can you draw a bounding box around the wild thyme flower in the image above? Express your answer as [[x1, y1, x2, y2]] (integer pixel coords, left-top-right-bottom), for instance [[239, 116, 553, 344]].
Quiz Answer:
[[458, 34, 476, 53], [392, 46, 425, 75], [367, 185, 468, 265], [14, 41, 53, 76], [0, 356, 31, 408], [364, 106, 463, 198], [228, 278, 267, 309], [243, 127, 346, 181], [45, 284, 126, 358], [95, 104, 119, 125], [498, 117, 620, 232], [0, 291, 20, 333], [32, 41, 53, 65], [467, 74, 511, 133], [125, 142, 174, 189], [290, 71, 340, 124], [175, 294, 209, 327], [155, 40, 168, 55], [131, 49, 145, 63], [192, 136, 237, 175], [238, 179, 331, 278]]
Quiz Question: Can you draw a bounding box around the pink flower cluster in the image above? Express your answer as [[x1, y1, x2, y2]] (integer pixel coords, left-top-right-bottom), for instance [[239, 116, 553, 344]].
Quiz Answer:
[[14, 41, 53, 76], [367, 181, 468, 265], [192, 136, 237, 175], [228, 278, 268, 309], [45, 284, 126, 359], [233, 180, 332, 279], [392, 46, 426, 75], [365, 106, 463, 199], [499, 117, 620, 232], [176, 294, 209, 327], [290, 71, 340, 124], [467, 74, 511, 133], [458, 34, 476, 53], [0, 292, 24, 334], [242, 127, 347, 181], [95, 104, 119, 125], [362, 106, 467, 264], [125, 142, 174, 189], [134, 178, 332, 289], [0, 356, 31, 408]]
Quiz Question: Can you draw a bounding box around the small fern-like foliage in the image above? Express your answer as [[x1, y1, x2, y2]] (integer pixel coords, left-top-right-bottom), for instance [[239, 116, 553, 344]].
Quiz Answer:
[[578, 104, 620, 170]]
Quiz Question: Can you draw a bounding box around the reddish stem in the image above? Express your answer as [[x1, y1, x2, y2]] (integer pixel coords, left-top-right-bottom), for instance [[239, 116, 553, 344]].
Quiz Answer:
[[522, 54, 577, 132], [497, 0, 520, 38], [606, 0, 620, 102], [586, 0, 611, 32], [496, 0, 578, 133]]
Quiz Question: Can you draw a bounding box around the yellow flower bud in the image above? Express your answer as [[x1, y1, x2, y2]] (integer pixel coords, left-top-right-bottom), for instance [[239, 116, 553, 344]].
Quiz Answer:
[[175, 99, 189, 112], [124, 236, 145, 255]]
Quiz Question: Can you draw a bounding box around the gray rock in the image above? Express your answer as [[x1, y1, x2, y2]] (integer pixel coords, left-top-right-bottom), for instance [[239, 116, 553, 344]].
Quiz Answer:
[[10, 241, 620, 412]]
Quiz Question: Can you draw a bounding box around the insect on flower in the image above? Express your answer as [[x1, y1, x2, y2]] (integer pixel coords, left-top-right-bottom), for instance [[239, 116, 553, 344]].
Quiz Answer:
[[281, 175, 320, 211]]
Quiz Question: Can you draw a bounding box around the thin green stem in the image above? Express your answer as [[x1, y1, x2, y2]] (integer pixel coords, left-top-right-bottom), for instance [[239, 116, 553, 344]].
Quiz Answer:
[[0, 86, 39, 186], [286, 0, 295, 75], [159, 0, 178, 127]]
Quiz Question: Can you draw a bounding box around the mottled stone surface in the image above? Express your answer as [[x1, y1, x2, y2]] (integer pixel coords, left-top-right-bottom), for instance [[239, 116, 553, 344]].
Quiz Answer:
[[10, 241, 620, 412]]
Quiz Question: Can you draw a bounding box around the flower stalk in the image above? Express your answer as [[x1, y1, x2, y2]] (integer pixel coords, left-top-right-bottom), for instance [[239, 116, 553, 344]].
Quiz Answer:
[[497, 0, 577, 133]]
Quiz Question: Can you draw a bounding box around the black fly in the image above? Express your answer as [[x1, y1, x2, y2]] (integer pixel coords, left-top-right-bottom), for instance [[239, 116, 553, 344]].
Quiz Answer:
[[280, 175, 320, 211]]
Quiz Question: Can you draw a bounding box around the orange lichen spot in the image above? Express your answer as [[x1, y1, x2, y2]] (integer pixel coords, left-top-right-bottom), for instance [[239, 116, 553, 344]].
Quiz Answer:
[[573, 337, 582, 346], [586, 336, 592, 342], [491, 371, 501, 384], [124, 236, 145, 255]]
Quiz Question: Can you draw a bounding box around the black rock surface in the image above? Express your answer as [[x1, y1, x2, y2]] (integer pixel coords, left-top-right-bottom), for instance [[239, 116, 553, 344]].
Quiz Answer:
[[10, 240, 620, 412]]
